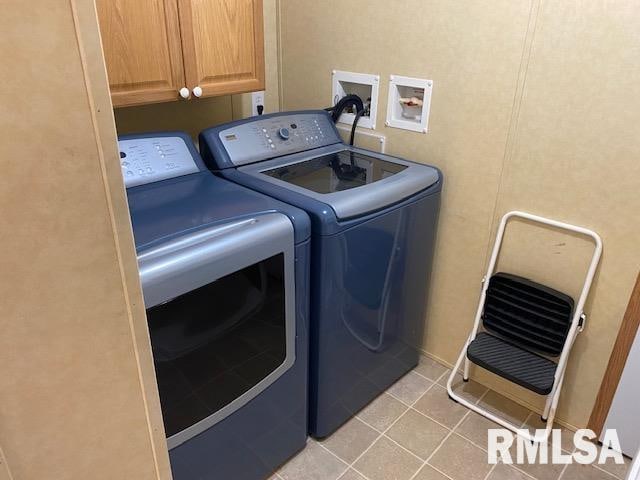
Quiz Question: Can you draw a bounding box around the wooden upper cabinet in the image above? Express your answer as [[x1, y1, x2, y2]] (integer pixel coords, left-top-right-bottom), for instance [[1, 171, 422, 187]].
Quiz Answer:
[[178, 0, 265, 97], [96, 0, 265, 107], [96, 0, 186, 107]]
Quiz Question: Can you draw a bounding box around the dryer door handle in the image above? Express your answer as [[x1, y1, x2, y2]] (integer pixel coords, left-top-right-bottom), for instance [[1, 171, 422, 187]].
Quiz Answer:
[[138, 213, 294, 309]]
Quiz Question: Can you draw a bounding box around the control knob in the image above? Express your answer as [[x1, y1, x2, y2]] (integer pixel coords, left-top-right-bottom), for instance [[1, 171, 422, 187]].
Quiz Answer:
[[278, 127, 290, 140]]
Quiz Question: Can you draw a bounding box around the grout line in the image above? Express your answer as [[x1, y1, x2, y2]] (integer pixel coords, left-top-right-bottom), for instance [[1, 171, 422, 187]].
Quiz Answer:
[[407, 389, 491, 480], [412, 368, 446, 383], [422, 463, 456, 480], [383, 431, 437, 463], [557, 460, 572, 480], [408, 404, 459, 433], [504, 463, 538, 480], [338, 376, 450, 480], [424, 412, 469, 464], [313, 441, 351, 473], [521, 411, 534, 428], [482, 463, 498, 480], [334, 401, 413, 480], [307, 360, 604, 480], [360, 368, 497, 455], [449, 430, 489, 453], [319, 366, 451, 480], [406, 416, 467, 480], [590, 464, 626, 480], [353, 414, 383, 434], [386, 378, 436, 408], [433, 368, 452, 385]]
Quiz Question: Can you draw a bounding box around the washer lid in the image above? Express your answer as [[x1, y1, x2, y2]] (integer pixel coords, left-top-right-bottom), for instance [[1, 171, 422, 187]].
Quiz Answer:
[[262, 150, 408, 194], [240, 145, 441, 220]]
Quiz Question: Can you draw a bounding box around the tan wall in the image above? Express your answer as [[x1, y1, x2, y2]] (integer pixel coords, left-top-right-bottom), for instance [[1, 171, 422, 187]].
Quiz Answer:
[[279, 0, 640, 429], [114, 0, 281, 138], [0, 1, 170, 479]]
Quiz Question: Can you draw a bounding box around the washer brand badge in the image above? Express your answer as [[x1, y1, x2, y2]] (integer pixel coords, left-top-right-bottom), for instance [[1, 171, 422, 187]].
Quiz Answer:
[[225, 134, 238, 141], [488, 429, 624, 466]]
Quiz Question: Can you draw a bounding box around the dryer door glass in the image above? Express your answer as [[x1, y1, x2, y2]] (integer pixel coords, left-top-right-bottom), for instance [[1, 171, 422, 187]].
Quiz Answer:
[[146, 253, 286, 439], [262, 151, 407, 194]]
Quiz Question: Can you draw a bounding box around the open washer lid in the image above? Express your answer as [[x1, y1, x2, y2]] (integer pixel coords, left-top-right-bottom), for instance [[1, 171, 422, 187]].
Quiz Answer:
[[238, 144, 440, 220]]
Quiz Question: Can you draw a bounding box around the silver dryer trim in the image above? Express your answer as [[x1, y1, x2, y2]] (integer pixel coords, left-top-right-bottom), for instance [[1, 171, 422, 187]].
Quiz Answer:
[[138, 213, 297, 449]]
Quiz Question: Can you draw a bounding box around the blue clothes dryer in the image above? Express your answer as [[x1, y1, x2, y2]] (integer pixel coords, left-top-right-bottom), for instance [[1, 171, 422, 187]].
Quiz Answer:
[[199, 111, 442, 437], [119, 132, 310, 479]]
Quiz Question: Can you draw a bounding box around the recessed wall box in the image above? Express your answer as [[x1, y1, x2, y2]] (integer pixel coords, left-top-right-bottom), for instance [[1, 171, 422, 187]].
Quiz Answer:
[[331, 70, 380, 129], [336, 125, 387, 153], [386, 75, 433, 133]]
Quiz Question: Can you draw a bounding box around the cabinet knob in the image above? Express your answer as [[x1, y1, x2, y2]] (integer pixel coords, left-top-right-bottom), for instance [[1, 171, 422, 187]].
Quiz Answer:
[[192, 86, 203, 98], [179, 87, 190, 99]]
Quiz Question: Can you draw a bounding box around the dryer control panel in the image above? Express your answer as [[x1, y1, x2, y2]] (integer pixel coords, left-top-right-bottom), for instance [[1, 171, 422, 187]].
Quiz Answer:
[[118, 136, 199, 188], [216, 112, 342, 167]]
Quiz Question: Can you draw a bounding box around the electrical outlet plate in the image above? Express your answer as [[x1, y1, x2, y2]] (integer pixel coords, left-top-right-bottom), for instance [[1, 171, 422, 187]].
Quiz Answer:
[[251, 91, 265, 116]]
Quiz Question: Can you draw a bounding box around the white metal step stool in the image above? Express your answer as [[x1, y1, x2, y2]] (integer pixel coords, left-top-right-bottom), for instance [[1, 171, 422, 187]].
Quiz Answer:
[[446, 211, 602, 443]]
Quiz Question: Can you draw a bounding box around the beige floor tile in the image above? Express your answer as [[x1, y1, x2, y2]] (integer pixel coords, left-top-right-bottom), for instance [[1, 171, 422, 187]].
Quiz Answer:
[[387, 371, 433, 405], [593, 445, 631, 479], [522, 416, 576, 453], [429, 434, 493, 480], [562, 463, 621, 479], [476, 391, 530, 427], [486, 464, 534, 480], [279, 440, 347, 480], [386, 409, 449, 460], [320, 417, 379, 463], [358, 393, 408, 432], [414, 354, 448, 382], [414, 384, 469, 428], [338, 469, 367, 480], [455, 411, 502, 451], [353, 436, 423, 480], [414, 464, 452, 480], [506, 442, 566, 480], [439, 371, 488, 405]]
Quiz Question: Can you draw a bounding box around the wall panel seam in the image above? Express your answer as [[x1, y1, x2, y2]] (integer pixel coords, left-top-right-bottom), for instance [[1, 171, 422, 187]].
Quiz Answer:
[[68, 1, 165, 478], [482, 0, 543, 267]]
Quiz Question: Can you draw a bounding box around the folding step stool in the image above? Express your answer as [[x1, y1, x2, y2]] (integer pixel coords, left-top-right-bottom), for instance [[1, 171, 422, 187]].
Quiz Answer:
[[446, 211, 602, 443]]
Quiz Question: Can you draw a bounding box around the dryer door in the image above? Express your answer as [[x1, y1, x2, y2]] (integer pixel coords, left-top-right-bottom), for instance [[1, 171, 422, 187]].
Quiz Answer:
[[138, 213, 296, 449]]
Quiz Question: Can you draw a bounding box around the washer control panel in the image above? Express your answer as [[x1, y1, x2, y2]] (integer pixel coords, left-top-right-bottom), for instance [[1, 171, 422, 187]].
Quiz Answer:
[[118, 136, 199, 188], [218, 112, 341, 166]]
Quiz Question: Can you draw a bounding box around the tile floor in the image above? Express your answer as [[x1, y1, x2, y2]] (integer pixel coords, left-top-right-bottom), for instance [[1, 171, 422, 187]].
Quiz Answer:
[[269, 355, 631, 480]]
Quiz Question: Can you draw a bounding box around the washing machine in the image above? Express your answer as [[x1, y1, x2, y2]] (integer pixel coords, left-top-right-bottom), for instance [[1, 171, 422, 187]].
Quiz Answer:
[[199, 111, 442, 437], [119, 131, 310, 479]]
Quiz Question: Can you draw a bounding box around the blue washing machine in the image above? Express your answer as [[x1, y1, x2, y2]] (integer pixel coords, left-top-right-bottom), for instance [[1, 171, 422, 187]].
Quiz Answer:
[[119, 131, 310, 479], [199, 111, 442, 437]]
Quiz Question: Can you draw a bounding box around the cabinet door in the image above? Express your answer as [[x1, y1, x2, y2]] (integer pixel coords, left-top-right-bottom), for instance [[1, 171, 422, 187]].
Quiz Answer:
[[179, 0, 265, 97], [96, 0, 186, 107]]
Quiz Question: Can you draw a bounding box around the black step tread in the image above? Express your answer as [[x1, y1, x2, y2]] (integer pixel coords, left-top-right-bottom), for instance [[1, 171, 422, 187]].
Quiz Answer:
[[483, 273, 574, 356], [467, 332, 557, 395], [492, 273, 574, 310], [488, 286, 570, 320], [483, 315, 565, 353]]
